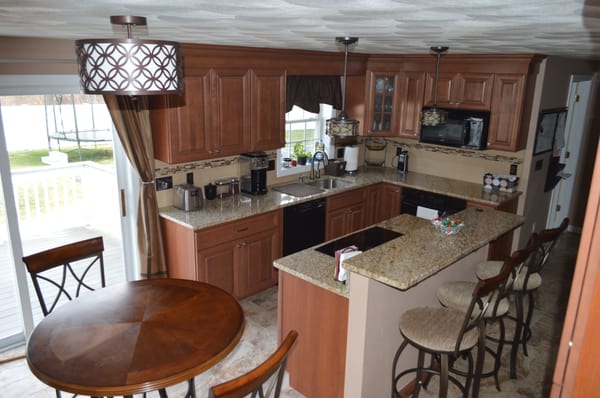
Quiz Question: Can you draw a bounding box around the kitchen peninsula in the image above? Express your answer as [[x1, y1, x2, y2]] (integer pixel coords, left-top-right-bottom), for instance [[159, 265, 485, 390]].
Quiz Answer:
[[274, 206, 524, 398]]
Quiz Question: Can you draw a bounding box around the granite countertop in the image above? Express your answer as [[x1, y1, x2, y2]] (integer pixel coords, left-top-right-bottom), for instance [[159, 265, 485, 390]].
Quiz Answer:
[[273, 207, 524, 298], [159, 168, 521, 230]]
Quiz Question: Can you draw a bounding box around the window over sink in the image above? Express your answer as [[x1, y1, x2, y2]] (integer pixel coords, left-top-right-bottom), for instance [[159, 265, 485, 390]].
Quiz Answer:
[[276, 104, 334, 177]]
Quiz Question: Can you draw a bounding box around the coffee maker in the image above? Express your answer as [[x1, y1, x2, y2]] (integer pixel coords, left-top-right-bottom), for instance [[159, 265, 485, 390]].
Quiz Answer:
[[240, 152, 268, 195]]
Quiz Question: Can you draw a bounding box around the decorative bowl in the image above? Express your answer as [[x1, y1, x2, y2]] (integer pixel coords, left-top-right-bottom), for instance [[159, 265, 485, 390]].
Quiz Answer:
[[432, 217, 464, 235]]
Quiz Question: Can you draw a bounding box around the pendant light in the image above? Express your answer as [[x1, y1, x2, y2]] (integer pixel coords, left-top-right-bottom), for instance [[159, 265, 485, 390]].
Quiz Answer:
[[421, 46, 449, 126], [326, 36, 359, 137], [75, 16, 184, 96]]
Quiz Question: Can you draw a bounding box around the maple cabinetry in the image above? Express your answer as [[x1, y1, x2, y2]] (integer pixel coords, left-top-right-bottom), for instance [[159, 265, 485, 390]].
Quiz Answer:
[[150, 68, 285, 164], [326, 188, 368, 240], [487, 74, 527, 151], [424, 72, 493, 110], [161, 210, 281, 299]]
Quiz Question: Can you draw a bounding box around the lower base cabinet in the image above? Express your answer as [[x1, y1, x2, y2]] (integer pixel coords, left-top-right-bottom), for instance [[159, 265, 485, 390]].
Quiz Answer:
[[161, 209, 281, 299]]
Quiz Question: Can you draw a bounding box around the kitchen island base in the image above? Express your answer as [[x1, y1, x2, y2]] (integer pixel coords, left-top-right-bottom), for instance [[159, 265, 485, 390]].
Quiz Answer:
[[344, 246, 488, 397], [278, 271, 348, 398]]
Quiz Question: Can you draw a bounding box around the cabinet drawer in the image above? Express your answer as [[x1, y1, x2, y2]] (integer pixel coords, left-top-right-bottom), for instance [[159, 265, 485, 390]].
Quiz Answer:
[[195, 210, 281, 250], [326, 188, 367, 213]]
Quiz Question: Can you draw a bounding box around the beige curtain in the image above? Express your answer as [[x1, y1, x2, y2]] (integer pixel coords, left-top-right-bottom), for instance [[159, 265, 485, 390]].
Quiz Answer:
[[103, 95, 168, 279]]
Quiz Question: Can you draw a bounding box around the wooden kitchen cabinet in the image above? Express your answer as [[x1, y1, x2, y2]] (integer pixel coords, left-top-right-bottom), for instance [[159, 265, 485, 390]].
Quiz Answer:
[[487, 73, 527, 151], [151, 68, 285, 164], [364, 70, 426, 138], [397, 71, 426, 138], [161, 210, 282, 299], [424, 72, 493, 110], [150, 73, 213, 164], [366, 183, 402, 225], [364, 71, 399, 136], [250, 69, 286, 151], [326, 188, 368, 240]]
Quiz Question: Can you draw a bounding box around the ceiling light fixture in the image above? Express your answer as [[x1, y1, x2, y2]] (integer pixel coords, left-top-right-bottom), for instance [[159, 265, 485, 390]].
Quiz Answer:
[[421, 46, 449, 126], [75, 16, 183, 95], [326, 36, 359, 137]]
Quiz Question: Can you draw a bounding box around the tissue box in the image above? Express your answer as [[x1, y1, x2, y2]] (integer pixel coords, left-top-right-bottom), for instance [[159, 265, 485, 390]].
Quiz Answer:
[[334, 245, 360, 283]]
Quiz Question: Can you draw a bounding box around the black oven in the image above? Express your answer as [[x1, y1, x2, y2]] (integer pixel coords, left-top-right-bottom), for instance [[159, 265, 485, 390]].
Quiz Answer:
[[420, 108, 490, 150]]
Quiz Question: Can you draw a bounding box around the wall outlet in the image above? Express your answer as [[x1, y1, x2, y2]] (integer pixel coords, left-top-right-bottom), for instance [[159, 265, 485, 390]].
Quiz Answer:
[[268, 159, 275, 171], [510, 164, 518, 175], [186, 172, 194, 185], [156, 176, 173, 191], [396, 146, 403, 156]]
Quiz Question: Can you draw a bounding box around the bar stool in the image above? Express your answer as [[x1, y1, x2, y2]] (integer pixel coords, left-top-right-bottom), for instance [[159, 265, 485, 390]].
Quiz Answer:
[[436, 245, 536, 391], [476, 217, 568, 378], [391, 260, 513, 398]]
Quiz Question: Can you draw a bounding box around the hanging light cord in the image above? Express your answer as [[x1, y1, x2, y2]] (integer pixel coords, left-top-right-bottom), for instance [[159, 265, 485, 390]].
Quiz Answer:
[[341, 41, 349, 112]]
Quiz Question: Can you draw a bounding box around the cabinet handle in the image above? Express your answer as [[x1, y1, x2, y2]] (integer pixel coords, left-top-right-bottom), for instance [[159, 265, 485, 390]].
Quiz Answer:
[[214, 148, 220, 153], [237, 227, 249, 233], [241, 242, 247, 247]]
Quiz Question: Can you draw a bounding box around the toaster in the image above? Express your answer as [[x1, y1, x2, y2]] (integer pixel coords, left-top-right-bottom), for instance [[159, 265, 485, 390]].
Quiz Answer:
[[172, 184, 203, 211]]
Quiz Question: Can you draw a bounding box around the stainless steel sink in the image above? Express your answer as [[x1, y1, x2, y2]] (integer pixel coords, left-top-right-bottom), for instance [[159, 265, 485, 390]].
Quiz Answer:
[[306, 178, 353, 190]]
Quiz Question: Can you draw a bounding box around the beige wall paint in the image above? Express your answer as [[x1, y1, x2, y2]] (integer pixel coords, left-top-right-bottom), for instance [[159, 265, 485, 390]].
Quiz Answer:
[[518, 57, 599, 247]]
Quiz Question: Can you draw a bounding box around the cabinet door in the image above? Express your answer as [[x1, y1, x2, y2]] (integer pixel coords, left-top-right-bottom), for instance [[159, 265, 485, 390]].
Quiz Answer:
[[197, 242, 235, 296], [488, 74, 526, 151], [398, 71, 426, 138], [150, 73, 212, 163], [347, 204, 367, 233], [365, 72, 399, 136], [251, 69, 286, 151], [365, 185, 381, 226], [212, 68, 252, 157], [379, 184, 402, 221], [326, 208, 350, 241], [457, 73, 493, 109], [236, 229, 279, 298], [424, 72, 492, 110]]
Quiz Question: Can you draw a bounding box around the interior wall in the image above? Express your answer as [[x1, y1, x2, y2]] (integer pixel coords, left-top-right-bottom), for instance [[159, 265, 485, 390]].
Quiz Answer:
[[518, 57, 599, 247], [0, 36, 77, 74]]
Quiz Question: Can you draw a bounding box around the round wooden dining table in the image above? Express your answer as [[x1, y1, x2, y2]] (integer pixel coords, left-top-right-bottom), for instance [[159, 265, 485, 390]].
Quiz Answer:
[[26, 278, 245, 397]]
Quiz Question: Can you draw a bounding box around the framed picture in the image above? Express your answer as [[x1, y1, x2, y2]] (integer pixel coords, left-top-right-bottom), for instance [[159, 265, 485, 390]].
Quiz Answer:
[[534, 108, 568, 155]]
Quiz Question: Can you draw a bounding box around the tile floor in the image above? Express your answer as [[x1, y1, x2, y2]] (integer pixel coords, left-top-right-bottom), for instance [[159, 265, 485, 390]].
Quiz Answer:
[[0, 232, 579, 397]]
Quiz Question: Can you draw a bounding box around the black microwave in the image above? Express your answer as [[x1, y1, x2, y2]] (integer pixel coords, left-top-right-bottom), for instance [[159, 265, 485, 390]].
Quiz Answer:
[[419, 108, 490, 150]]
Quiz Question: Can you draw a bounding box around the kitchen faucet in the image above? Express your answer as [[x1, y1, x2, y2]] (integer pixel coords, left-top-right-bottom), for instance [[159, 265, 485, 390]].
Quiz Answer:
[[310, 150, 329, 179]]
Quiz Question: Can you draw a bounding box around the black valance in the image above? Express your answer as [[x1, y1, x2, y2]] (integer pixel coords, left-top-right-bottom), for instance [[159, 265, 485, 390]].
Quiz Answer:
[[286, 76, 342, 113]]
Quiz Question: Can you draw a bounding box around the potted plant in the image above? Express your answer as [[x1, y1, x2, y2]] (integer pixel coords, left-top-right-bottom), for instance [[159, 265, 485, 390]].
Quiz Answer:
[[293, 142, 310, 166]]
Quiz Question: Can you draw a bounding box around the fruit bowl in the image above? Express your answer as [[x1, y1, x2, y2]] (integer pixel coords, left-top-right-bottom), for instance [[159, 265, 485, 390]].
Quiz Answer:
[[432, 217, 464, 235]]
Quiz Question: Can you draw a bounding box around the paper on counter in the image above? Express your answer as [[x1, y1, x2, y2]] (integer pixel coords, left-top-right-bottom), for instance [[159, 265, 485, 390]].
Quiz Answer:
[[416, 206, 439, 220], [335, 247, 362, 283]]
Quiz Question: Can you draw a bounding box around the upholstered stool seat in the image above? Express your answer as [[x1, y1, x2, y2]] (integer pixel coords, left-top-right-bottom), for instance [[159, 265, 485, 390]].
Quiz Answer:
[[400, 307, 480, 353], [392, 261, 514, 398], [437, 281, 510, 318]]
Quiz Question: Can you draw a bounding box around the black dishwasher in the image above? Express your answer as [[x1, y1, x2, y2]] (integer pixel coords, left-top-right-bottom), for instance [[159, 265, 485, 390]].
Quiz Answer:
[[283, 198, 326, 256]]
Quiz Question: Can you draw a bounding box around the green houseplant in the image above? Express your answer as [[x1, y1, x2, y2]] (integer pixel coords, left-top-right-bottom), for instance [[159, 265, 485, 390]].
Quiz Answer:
[[292, 142, 310, 166]]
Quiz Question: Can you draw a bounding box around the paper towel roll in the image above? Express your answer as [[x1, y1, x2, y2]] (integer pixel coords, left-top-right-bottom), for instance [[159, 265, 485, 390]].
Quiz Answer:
[[343, 146, 359, 172]]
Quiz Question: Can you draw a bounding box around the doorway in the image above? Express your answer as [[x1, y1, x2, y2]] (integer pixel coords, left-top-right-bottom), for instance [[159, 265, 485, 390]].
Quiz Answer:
[[547, 76, 593, 230], [0, 92, 134, 349]]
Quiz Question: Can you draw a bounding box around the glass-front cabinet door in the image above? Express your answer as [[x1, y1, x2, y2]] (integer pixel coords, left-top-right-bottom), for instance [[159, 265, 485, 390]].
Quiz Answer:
[[365, 72, 399, 136]]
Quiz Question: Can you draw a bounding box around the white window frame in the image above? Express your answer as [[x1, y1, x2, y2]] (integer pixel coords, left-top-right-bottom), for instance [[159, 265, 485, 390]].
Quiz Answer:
[[276, 104, 334, 177]]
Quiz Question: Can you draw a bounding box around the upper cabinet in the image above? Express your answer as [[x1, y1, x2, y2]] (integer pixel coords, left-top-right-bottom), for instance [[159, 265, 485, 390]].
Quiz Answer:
[[423, 72, 493, 110], [363, 54, 542, 151], [364, 72, 399, 136], [150, 67, 285, 164]]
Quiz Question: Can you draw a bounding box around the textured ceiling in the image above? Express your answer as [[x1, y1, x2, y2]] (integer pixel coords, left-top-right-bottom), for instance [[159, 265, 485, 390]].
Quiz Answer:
[[1, 0, 599, 60]]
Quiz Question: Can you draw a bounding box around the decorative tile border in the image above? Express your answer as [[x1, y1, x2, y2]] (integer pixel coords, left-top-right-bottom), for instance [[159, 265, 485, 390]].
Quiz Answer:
[[361, 137, 523, 164], [154, 150, 278, 177]]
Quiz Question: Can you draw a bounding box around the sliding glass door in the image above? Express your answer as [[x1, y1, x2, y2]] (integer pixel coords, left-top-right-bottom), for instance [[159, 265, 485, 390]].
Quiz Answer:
[[0, 88, 137, 349]]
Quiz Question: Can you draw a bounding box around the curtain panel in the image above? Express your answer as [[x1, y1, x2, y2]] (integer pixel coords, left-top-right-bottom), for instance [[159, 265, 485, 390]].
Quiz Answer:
[[103, 95, 167, 279], [285, 76, 342, 113]]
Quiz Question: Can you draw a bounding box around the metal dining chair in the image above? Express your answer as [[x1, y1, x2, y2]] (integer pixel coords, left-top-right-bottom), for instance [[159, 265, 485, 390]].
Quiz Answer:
[[22, 236, 106, 398], [209, 330, 298, 398]]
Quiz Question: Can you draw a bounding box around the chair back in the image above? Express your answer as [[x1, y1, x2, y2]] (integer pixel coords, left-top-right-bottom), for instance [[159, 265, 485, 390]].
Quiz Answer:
[[538, 217, 569, 270], [209, 330, 299, 398], [454, 255, 515, 356], [22, 236, 105, 316]]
